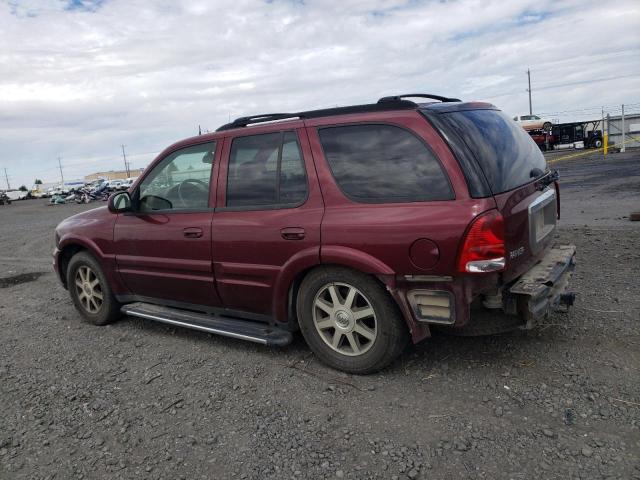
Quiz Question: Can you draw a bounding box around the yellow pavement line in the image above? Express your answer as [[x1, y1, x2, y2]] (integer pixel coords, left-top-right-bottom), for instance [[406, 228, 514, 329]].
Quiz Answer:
[[547, 137, 637, 164], [547, 148, 603, 164]]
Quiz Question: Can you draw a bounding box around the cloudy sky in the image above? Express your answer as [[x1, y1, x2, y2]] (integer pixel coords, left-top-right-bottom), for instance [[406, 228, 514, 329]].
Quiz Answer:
[[1, 0, 639, 188]]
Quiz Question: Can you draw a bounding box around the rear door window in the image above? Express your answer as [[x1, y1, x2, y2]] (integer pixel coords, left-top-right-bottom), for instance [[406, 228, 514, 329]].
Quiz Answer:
[[441, 109, 547, 194], [226, 131, 307, 208], [318, 124, 453, 203]]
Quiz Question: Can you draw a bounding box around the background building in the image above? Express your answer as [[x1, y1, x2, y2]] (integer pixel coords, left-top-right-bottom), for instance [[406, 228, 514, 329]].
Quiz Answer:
[[84, 168, 144, 183]]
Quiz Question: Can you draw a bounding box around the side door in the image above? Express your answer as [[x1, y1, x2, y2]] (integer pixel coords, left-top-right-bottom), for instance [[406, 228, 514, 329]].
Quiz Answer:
[[212, 127, 323, 319], [113, 140, 223, 308]]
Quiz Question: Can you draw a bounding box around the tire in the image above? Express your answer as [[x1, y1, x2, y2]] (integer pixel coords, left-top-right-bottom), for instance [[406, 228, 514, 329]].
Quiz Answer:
[[593, 139, 602, 148], [543, 122, 552, 131], [297, 267, 409, 374], [67, 251, 121, 326]]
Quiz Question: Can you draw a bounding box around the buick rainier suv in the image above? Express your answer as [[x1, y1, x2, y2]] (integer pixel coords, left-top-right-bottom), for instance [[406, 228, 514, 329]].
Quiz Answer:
[[54, 94, 576, 373]]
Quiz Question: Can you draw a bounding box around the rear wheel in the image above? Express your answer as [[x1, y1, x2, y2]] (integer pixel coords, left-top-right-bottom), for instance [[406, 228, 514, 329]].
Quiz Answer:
[[297, 267, 408, 374], [67, 252, 121, 325]]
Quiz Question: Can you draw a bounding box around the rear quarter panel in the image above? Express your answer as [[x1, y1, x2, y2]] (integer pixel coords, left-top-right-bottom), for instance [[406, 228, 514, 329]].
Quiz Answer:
[[305, 111, 496, 276]]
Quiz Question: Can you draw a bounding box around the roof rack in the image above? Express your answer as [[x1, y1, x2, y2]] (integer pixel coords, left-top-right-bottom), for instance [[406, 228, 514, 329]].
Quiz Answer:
[[216, 94, 460, 131], [377, 93, 461, 103]]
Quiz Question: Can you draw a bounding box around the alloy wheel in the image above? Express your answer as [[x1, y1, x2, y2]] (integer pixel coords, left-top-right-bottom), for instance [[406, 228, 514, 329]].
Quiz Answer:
[[312, 282, 377, 356], [74, 265, 103, 314]]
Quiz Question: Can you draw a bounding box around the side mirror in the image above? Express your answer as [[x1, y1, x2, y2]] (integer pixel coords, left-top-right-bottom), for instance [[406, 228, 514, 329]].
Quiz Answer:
[[108, 191, 131, 213]]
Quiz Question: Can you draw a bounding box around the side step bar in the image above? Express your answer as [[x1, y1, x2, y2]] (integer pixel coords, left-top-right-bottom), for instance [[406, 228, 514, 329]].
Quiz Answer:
[[121, 302, 292, 347]]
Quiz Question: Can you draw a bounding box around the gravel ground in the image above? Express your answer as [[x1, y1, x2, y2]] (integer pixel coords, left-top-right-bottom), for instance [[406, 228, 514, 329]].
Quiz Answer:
[[1, 150, 639, 480]]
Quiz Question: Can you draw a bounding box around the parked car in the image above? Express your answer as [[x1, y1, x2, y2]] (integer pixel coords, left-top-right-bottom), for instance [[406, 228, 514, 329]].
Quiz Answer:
[[53, 94, 576, 374], [106, 180, 123, 190], [117, 177, 138, 190], [514, 114, 553, 131]]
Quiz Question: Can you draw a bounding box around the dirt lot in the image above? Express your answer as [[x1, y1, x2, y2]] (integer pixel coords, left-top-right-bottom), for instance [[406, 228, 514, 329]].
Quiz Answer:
[[1, 150, 639, 480]]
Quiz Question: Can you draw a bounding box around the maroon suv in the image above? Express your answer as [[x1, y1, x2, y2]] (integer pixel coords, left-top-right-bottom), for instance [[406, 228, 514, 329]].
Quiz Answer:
[[53, 94, 575, 373]]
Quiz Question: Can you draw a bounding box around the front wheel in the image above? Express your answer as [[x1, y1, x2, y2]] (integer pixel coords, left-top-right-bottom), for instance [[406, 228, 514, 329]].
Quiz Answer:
[[543, 122, 552, 131], [67, 251, 121, 325], [297, 267, 408, 374]]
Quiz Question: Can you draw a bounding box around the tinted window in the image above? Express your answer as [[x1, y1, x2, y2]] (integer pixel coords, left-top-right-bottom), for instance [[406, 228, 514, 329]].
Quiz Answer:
[[442, 109, 547, 194], [227, 131, 307, 207], [318, 124, 453, 203], [138, 142, 215, 212]]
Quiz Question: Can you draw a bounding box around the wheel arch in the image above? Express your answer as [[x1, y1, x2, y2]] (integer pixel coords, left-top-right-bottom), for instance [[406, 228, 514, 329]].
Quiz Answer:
[[275, 245, 396, 327], [282, 259, 429, 343], [57, 243, 87, 288], [57, 237, 127, 295]]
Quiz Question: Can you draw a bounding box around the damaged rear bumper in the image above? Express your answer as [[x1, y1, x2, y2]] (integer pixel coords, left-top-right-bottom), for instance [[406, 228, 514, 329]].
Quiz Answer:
[[508, 245, 576, 327]]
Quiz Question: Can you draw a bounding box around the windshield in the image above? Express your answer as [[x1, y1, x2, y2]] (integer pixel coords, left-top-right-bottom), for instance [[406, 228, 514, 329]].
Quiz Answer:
[[442, 109, 547, 194]]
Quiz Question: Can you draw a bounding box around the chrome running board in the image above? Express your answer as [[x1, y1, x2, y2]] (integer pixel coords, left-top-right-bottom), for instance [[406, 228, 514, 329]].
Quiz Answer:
[[121, 302, 292, 347]]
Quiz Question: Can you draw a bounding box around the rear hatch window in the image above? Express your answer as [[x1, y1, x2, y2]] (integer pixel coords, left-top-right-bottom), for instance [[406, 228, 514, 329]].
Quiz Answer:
[[440, 109, 547, 194]]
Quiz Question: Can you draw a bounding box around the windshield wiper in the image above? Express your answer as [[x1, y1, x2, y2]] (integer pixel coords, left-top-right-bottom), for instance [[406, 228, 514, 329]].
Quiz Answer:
[[534, 170, 559, 190]]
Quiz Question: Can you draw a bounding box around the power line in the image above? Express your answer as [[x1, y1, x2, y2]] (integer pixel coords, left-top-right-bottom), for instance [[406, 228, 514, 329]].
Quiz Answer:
[[537, 101, 640, 117], [483, 74, 640, 102]]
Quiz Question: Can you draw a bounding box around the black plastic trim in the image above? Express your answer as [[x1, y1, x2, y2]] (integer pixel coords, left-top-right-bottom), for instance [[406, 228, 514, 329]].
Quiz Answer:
[[115, 294, 274, 323], [215, 202, 306, 212], [123, 208, 215, 216]]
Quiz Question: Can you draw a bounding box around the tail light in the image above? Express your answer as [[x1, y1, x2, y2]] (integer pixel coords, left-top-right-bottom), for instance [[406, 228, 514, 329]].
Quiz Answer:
[[457, 209, 505, 273]]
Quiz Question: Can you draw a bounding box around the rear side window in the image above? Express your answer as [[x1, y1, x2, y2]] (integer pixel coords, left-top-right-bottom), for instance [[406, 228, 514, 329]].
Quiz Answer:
[[442, 109, 547, 194], [226, 131, 307, 208], [318, 124, 453, 203]]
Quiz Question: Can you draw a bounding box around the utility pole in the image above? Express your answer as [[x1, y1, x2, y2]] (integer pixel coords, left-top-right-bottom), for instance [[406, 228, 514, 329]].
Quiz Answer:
[[121, 145, 130, 177], [3, 168, 10, 190], [58, 157, 64, 187], [527, 69, 532, 115], [621, 104, 626, 153]]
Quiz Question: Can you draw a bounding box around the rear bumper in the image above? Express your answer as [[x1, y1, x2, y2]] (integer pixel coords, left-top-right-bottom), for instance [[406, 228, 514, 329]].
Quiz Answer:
[[508, 245, 576, 326], [396, 245, 576, 340]]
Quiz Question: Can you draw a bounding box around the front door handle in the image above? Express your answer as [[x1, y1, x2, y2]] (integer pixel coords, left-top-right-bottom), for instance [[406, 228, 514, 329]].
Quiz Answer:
[[281, 227, 305, 240], [183, 227, 203, 238]]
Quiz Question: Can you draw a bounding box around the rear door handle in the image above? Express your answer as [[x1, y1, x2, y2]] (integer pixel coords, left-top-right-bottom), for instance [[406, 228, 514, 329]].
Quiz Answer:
[[280, 227, 305, 240], [183, 227, 203, 238]]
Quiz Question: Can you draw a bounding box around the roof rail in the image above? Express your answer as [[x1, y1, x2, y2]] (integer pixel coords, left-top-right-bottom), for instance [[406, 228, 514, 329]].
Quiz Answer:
[[378, 93, 461, 103], [221, 113, 299, 130], [216, 98, 419, 132]]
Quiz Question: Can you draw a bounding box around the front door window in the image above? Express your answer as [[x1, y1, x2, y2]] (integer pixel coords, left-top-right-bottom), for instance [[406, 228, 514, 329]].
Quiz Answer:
[[138, 142, 215, 212]]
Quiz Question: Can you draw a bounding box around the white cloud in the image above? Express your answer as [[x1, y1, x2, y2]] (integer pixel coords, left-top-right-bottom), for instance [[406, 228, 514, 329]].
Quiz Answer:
[[0, 0, 639, 187]]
